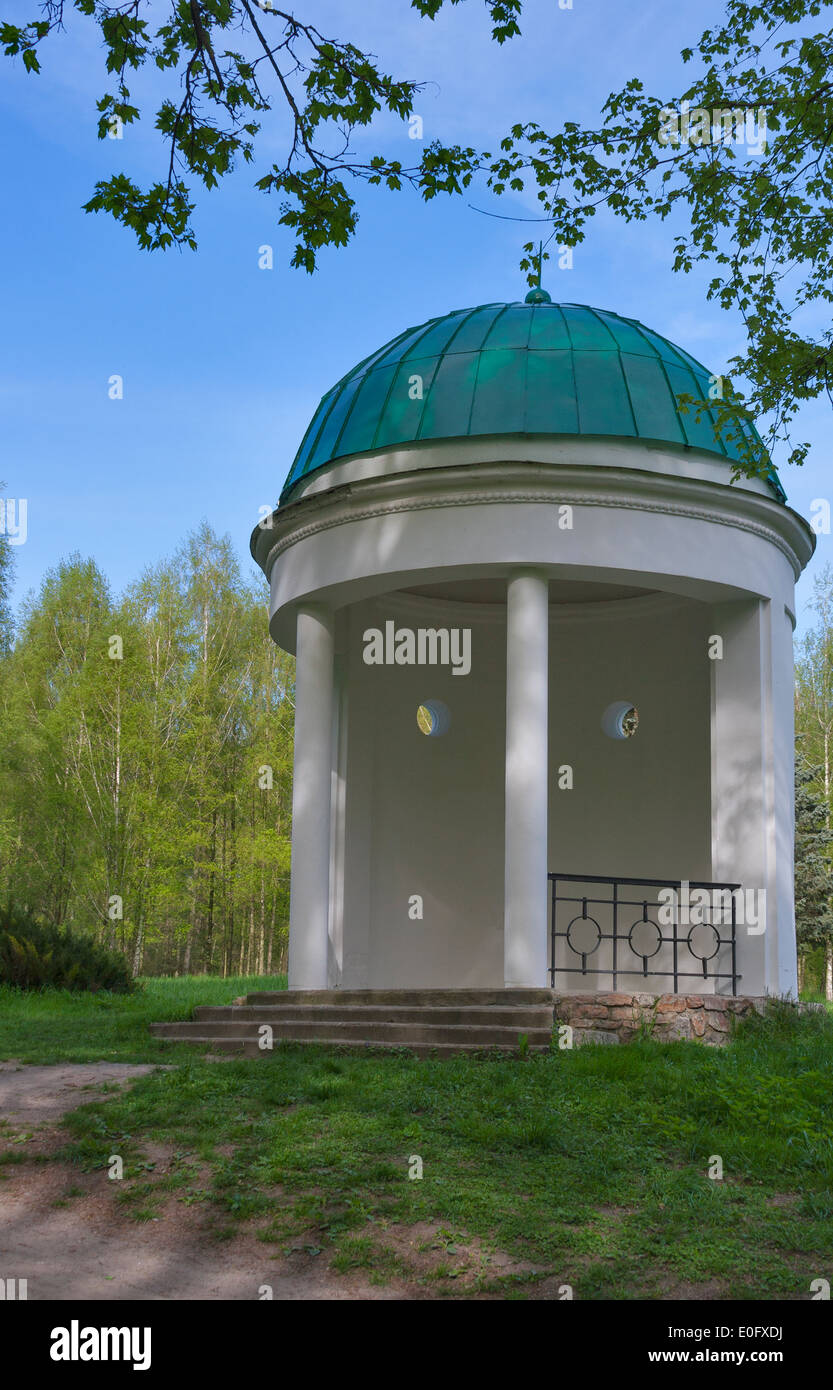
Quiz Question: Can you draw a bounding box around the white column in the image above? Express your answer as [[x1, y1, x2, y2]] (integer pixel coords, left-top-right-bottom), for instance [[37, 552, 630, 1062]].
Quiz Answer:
[[504, 570, 550, 987], [288, 604, 335, 990], [768, 600, 798, 997], [710, 598, 796, 997]]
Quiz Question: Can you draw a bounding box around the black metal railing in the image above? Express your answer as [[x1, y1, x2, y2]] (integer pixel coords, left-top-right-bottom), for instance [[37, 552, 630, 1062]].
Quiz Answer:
[[548, 872, 741, 994]]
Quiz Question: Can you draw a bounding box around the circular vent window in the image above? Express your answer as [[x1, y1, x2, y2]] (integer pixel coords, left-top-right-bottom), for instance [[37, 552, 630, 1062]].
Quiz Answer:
[[602, 701, 639, 740], [417, 701, 451, 737]]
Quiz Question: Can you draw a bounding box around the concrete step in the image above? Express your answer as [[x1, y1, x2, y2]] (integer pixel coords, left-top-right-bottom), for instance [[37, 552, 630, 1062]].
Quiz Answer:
[[192, 1004, 554, 1027], [244, 988, 553, 1007], [148, 1034, 552, 1058], [150, 1019, 553, 1047]]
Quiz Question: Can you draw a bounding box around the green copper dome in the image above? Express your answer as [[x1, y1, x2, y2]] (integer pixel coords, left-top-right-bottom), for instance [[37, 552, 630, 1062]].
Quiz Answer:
[[281, 300, 785, 503]]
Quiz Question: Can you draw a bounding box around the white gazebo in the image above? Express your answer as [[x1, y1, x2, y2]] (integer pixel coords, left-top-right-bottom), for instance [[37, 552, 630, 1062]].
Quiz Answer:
[[251, 294, 814, 1002]]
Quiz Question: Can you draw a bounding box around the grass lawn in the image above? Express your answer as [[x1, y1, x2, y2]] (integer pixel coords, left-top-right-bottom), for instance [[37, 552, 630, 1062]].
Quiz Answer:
[[0, 974, 287, 1065], [1, 978, 832, 1299]]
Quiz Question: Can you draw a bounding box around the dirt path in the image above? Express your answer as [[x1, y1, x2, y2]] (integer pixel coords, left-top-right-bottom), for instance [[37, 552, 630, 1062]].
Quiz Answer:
[[0, 1161, 409, 1299], [0, 1060, 167, 1128], [0, 1061, 458, 1299]]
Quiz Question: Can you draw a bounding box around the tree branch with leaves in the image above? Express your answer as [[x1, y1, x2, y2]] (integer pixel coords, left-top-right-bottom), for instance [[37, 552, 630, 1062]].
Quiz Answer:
[[4, 0, 832, 478], [0, 0, 513, 265]]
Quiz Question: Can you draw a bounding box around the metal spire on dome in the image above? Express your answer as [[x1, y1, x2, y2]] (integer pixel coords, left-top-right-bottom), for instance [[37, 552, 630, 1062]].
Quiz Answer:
[[525, 242, 552, 304], [466, 204, 555, 303]]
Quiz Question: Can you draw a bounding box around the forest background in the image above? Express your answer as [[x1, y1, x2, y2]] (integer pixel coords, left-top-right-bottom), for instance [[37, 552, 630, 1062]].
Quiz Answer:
[[2, 518, 832, 994]]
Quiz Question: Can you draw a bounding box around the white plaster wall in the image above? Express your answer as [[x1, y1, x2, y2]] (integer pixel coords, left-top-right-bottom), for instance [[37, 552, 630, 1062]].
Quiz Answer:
[[338, 592, 712, 991], [548, 599, 714, 995], [341, 598, 506, 988], [548, 600, 711, 880]]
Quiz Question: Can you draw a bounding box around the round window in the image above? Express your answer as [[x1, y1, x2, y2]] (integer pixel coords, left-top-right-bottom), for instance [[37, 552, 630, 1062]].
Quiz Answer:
[[602, 701, 639, 740], [417, 701, 451, 737]]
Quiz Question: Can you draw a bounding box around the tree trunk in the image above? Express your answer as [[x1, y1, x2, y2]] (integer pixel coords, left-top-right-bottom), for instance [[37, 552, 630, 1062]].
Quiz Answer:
[[266, 892, 276, 975], [227, 802, 236, 977], [220, 809, 229, 976], [183, 897, 197, 976], [132, 922, 144, 979], [258, 869, 266, 976], [204, 808, 217, 971], [826, 942, 833, 1003]]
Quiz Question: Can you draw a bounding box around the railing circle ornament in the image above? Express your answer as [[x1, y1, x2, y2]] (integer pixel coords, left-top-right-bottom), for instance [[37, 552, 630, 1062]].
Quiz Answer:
[[566, 914, 602, 957], [687, 921, 722, 962], [627, 916, 662, 960]]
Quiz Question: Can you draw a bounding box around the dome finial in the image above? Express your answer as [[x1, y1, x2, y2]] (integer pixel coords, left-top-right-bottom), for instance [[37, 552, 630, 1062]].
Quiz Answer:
[[525, 240, 552, 303]]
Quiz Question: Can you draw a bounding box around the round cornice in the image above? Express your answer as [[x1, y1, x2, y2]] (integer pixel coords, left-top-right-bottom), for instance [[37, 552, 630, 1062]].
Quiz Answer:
[[283, 432, 780, 505], [252, 459, 814, 582], [374, 588, 690, 627]]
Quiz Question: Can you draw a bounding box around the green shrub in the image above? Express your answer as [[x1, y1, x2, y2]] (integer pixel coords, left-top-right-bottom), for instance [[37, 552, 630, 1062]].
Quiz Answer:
[[733, 994, 833, 1044], [0, 906, 135, 993]]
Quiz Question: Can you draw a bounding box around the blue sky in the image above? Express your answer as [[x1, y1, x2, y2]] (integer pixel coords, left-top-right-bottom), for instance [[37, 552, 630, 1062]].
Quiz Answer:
[[2, 0, 829, 635]]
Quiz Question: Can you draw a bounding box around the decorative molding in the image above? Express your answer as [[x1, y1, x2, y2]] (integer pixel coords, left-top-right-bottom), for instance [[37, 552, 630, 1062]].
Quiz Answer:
[[372, 588, 691, 627], [283, 432, 782, 508], [254, 461, 812, 581]]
